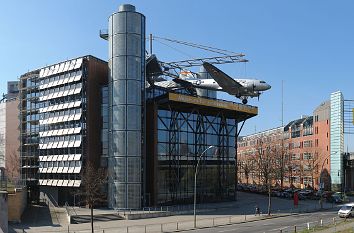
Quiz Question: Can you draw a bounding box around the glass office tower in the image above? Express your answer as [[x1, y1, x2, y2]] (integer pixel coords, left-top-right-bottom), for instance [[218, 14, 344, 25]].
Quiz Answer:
[[330, 91, 344, 191]]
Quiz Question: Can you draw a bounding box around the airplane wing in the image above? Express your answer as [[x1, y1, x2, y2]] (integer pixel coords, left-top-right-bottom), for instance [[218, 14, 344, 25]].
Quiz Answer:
[[202, 62, 243, 95]]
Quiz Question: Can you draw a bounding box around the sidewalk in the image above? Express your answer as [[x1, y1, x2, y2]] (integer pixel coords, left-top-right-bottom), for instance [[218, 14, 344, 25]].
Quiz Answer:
[[318, 219, 354, 233], [9, 191, 339, 233]]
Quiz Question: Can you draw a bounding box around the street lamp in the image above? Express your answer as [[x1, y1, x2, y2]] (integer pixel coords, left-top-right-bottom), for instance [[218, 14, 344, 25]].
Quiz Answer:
[[320, 151, 338, 191], [194, 145, 215, 228]]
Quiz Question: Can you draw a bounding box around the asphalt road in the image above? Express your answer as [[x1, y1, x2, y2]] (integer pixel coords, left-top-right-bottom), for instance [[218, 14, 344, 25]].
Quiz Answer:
[[188, 209, 340, 233]]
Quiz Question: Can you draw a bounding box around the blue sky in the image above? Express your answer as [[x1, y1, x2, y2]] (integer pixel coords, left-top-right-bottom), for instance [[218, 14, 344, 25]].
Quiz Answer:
[[1, 1, 353, 148]]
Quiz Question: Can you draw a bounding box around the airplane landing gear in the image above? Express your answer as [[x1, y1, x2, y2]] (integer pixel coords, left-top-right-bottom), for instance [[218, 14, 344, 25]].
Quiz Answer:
[[242, 98, 248, 104]]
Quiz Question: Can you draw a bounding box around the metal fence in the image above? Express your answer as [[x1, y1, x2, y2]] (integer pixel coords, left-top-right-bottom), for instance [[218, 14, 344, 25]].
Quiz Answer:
[[62, 215, 353, 233], [59, 206, 354, 233], [278, 217, 351, 233]]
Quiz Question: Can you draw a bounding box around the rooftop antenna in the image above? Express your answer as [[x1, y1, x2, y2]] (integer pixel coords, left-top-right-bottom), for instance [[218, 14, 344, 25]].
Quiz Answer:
[[281, 80, 285, 188], [282, 80, 284, 128], [149, 33, 153, 55]]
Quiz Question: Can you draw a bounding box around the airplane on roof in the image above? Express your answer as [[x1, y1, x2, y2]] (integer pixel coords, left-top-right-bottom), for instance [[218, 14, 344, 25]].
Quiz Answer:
[[200, 62, 271, 104], [146, 55, 271, 104]]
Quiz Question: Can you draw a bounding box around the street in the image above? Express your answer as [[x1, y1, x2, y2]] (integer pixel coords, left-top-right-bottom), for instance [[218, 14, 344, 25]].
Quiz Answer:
[[188, 210, 339, 233]]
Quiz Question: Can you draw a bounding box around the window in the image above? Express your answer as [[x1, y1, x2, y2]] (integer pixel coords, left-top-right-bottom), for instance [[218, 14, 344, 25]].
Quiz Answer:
[[292, 154, 300, 160], [303, 153, 312, 160], [304, 140, 313, 148]]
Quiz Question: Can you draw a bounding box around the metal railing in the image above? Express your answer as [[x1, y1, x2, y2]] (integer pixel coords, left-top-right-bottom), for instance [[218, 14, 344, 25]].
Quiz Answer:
[[63, 212, 353, 233], [42, 192, 60, 224], [0, 168, 7, 191], [278, 217, 351, 233], [64, 202, 77, 217]]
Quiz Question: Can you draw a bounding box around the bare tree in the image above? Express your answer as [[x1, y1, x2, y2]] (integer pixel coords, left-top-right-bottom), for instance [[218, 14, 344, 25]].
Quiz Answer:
[[255, 140, 278, 216], [239, 153, 255, 185], [303, 148, 322, 189], [273, 142, 291, 189], [80, 162, 107, 233], [5, 149, 20, 183]]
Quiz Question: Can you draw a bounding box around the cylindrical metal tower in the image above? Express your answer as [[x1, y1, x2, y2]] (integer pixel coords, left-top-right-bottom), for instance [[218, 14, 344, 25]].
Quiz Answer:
[[108, 4, 145, 209], [197, 66, 217, 98]]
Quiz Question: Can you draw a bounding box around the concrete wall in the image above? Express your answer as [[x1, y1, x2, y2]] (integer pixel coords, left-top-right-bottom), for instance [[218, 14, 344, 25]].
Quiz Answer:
[[8, 187, 27, 223], [5, 99, 20, 182], [0, 102, 5, 169], [0, 191, 8, 233]]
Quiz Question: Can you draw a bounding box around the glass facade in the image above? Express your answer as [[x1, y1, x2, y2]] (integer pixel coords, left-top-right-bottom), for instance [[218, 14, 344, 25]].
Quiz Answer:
[[330, 91, 344, 190], [155, 110, 236, 205], [20, 71, 41, 191]]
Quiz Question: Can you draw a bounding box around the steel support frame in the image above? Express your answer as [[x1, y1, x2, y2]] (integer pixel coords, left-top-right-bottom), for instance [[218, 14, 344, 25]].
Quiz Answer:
[[156, 101, 236, 205]]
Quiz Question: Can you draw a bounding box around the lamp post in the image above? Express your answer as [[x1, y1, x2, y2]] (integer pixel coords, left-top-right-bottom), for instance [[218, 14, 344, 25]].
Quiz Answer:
[[194, 145, 215, 228], [320, 151, 338, 191]]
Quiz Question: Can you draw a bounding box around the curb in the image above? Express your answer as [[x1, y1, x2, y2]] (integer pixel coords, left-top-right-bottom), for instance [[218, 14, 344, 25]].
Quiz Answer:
[[167, 207, 337, 233]]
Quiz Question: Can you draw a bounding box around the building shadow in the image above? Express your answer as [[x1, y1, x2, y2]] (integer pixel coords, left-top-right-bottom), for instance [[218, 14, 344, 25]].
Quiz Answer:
[[8, 202, 61, 232]]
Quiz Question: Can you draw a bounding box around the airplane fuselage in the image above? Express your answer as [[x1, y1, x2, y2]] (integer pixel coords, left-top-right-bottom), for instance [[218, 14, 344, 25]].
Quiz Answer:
[[186, 78, 270, 97]]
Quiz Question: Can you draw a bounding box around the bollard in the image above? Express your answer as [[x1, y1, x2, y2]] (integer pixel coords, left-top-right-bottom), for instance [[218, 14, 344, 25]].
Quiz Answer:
[[280, 230, 282, 233], [333, 217, 336, 225], [294, 225, 297, 232], [145, 225, 147, 233], [320, 219, 323, 227], [213, 218, 215, 226], [229, 216, 231, 223], [176, 222, 179, 230], [244, 215, 247, 221], [307, 222, 310, 230], [161, 224, 163, 232], [68, 225, 69, 233], [127, 226, 129, 233], [103, 230, 105, 233]]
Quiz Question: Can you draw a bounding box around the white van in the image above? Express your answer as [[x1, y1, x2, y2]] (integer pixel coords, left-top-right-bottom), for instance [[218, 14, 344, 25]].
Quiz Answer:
[[338, 203, 354, 218]]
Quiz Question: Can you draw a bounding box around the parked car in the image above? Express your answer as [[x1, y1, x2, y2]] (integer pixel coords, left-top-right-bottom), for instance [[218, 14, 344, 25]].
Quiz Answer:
[[282, 191, 293, 199], [327, 194, 343, 203], [338, 203, 354, 218], [298, 189, 314, 200]]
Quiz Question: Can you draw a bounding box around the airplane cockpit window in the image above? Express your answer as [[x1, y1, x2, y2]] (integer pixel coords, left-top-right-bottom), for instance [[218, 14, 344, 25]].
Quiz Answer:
[[260, 81, 266, 83]]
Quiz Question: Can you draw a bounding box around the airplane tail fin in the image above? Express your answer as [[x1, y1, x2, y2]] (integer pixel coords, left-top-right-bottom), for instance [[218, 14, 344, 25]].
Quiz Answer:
[[179, 70, 195, 80]]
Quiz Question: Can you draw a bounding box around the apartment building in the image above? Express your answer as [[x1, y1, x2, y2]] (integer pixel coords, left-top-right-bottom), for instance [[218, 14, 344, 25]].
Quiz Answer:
[[238, 101, 331, 190]]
